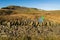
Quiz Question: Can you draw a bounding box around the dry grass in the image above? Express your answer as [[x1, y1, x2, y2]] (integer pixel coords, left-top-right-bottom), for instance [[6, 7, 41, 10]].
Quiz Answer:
[[0, 6, 60, 40]]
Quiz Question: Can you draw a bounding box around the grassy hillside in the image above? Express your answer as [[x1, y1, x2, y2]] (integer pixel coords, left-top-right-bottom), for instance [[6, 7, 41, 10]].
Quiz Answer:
[[0, 6, 60, 40]]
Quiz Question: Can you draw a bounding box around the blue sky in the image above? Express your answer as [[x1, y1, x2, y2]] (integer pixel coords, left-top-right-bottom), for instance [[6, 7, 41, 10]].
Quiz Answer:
[[0, 0, 60, 10]]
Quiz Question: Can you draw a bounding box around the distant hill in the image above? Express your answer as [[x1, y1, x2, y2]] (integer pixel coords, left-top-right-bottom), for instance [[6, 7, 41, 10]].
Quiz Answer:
[[0, 6, 46, 15], [1, 6, 22, 9], [1, 6, 38, 10]]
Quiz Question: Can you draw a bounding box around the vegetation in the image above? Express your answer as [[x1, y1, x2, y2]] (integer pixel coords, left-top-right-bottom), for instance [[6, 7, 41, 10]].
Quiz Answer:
[[0, 6, 60, 40]]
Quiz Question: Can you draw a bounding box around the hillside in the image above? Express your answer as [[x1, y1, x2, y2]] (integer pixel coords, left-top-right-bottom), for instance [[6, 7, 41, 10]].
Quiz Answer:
[[0, 6, 60, 40], [1, 6, 45, 14], [0, 6, 60, 24]]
